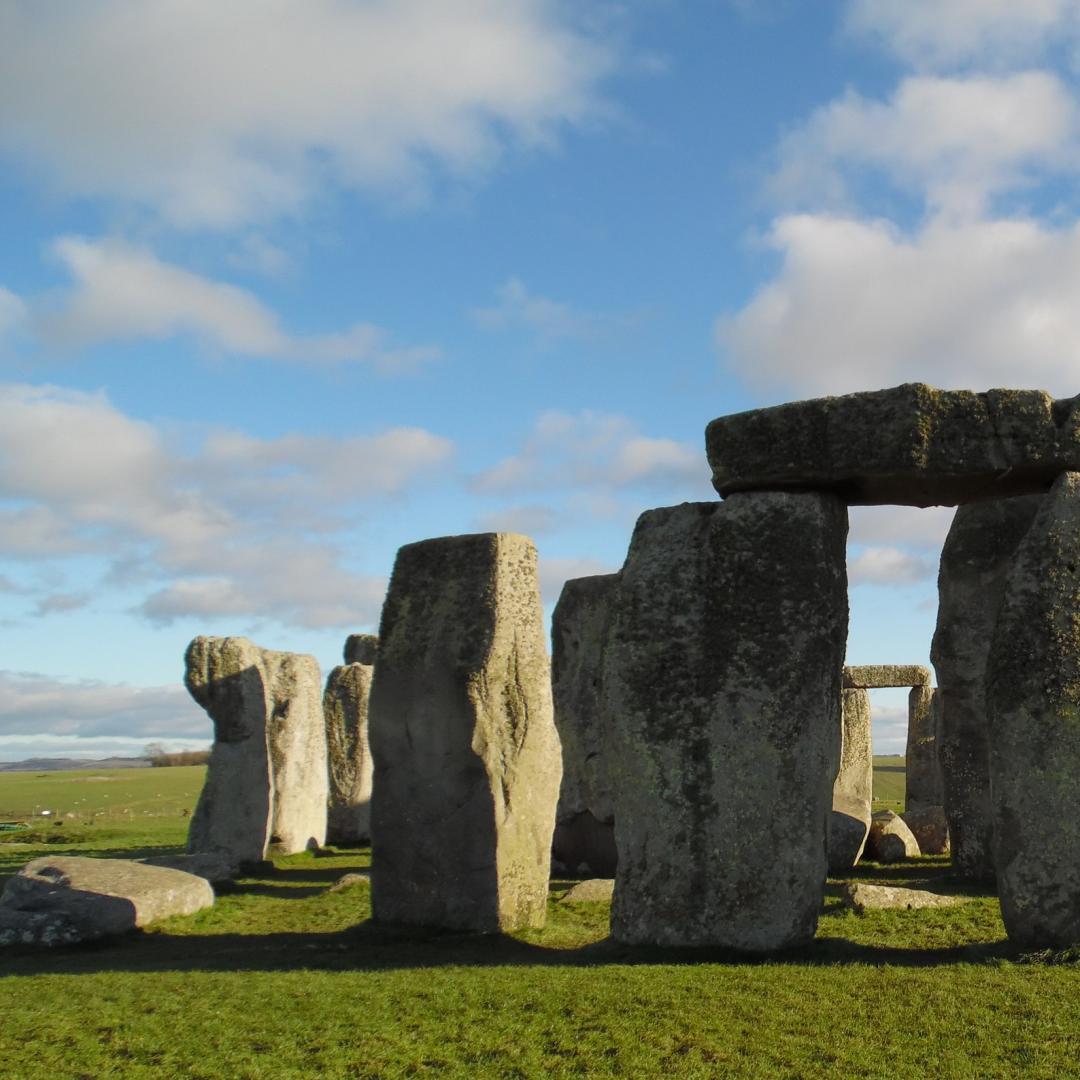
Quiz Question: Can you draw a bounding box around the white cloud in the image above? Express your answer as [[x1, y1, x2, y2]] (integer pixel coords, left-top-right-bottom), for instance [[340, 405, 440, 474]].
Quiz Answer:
[[849, 547, 935, 586], [848, 506, 955, 551], [719, 214, 1080, 396], [0, 286, 25, 338], [537, 555, 618, 605], [35, 237, 439, 372], [846, 0, 1080, 70], [33, 592, 92, 617], [771, 73, 1076, 218], [868, 702, 909, 756], [0, 0, 615, 228], [474, 504, 562, 535]]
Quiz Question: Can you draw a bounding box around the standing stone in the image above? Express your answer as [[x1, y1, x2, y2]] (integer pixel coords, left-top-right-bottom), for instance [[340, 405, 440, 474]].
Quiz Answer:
[[324, 662, 374, 847], [185, 636, 327, 865], [931, 495, 1042, 881], [987, 472, 1080, 949], [905, 685, 943, 812], [369, 533, 561, 932], [829, 688, 872, 873], [344, 634, 378, 666], [605, 495, 848, 951], [551, 573, 620, 878]]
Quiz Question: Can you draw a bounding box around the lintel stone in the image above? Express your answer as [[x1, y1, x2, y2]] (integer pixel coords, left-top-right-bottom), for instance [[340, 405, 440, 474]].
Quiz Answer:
[[843, 664, 930, 689]]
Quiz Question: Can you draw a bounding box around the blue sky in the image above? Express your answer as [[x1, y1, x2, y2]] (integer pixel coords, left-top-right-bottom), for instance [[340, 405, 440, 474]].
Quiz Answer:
[[2, 0, 1079, 760]]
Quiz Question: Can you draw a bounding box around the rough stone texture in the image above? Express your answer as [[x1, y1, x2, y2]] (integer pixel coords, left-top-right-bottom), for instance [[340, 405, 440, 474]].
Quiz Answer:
[[185, 636, 328, 864], [369, 532, 561, 933], [866, 811, 921, 862], [605, 495, 848, 951], [551, 573, 620, 877], [324, 662, 374, 847], [560, 879, 614, 903], [987, 472, 1080, 949], [843, 664, 930, 689], [932, 495, 1043, 881], [906, 685, 943, 811], [706, 383, 1080, 506], [0, 907, 84, 948], [841, 882, 967, 912], [343, 634, 378, 666], [141, 852, 237, 883], [1, 856, 214, 942], [829, 689, 872, 873], [901, 806, 950, 856]]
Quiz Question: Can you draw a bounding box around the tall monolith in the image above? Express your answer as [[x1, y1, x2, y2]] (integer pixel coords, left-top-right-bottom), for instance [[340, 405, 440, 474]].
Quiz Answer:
[[369, 532, 561, 932], [830, 688, 872, 873], [185, 636, 327, 865], [905, 684, 943, 812], [605, 495, 848, 951], [931, 495, 1042, 880], [324, 658, 374, 847], [987, 472, 1080, 949]]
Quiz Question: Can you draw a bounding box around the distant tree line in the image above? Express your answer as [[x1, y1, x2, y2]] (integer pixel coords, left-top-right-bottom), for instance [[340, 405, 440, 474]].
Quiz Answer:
[[144, 742, 211, 767]]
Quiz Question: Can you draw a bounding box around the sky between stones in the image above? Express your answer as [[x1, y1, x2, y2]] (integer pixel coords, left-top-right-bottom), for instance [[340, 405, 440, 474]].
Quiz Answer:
[[2, 0, 1077, 760]]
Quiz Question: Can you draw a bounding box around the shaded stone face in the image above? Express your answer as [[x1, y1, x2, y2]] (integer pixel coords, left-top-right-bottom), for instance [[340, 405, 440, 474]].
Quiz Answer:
[[324, 662, 374, 847], [931, 495, 1043, 881], [987, 472, 1080, 949], [905, 685, 943, 812], [185, 636, 327, 865], [867, 810, 920, 862], [829, 688, 872, 873], [706, 384, 1080, 506], [343, 634, 378, 666], [843, 664, 930, 689], [605, 494, 848, 952], [368, 532, 561, 933]]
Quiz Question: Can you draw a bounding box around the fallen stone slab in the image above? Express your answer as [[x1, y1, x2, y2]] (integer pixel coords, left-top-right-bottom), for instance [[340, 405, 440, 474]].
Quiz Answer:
[[560, 879, 614, 903], [843, 664, 930, 689], [840, 882, 969, 913], [1, 856, 214, 943], [706, 383, 1080, 506], [866, 811, 921, 862]]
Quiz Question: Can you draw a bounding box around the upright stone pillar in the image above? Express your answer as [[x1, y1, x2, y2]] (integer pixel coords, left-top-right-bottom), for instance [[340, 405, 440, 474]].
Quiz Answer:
[[931, 496, 1042, 881], [905, 684, 943, 812], [186, 636, 328, 865], [829, 688, 872, 873], [323, 634, 377, 847], [605, 495, 848, 951], [551, 573, 620, 877], [369, 533, 561, 932], [987, 472, 1080, 949]]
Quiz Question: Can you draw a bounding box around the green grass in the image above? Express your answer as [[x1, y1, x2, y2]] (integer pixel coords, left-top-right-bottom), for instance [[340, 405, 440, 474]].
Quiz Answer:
[[872, 754, 906, 812], [2, 766, 1078, 1078]]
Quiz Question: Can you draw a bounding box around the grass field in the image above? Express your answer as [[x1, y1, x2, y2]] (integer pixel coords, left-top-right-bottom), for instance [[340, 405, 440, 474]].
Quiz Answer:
[[2, 765, 1078, 1078], [871, 755, 906, 812]]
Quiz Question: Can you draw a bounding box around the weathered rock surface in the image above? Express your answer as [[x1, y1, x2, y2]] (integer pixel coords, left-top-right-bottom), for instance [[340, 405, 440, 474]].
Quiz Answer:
[[932, 495, 1043, 881], [987, 472, 1080, 949], [551, 573, 620, 877], [560, 879, 614, 903], [906, 685, 943, 811], [369, 532, 561, 933], [866, 811, 921, 862], [186, 636, 328, 864], [343, 634, 378, 666], [829, 689, 872, 873], [0, 907, 84, 948], [706, 384, 1080, 506], [605, 495, 848, 951], [840, 882, 967, 912], [0, 856, 214, 944], [324, 662, 374, 847], [843, 664, 930, 689], [901, 805, 950, 856], [141, 852, 237, 884]]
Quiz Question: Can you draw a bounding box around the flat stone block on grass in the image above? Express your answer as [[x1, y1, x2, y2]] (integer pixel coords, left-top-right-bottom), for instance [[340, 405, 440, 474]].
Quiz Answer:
[[605, 495, 848, 952], [369, 532, 561, 933], [706, 384, 1080, 506]]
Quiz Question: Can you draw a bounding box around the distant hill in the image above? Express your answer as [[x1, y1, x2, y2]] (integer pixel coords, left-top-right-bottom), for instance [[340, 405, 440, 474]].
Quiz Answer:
[[0, 756, 151, 773]]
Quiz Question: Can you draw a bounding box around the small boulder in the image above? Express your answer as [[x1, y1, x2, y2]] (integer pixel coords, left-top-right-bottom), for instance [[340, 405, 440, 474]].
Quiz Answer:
[[866, 811, 921, 862], [560, 879, 614, 903], [840, 882, 968, 912], [901, 806, 950, 856], [328, 872, 370, 893]]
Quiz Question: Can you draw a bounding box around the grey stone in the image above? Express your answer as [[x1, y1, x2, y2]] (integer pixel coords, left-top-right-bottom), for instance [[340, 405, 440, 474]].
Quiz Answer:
[[1, 856, 214, 942], [605, 495, 848, 951], [560, 878, 614, 903], [843, 664, 930, 689], [840, 882, 968, 912], [343, 634, 378, 666], [901, 805, 950, 856], [905, 685, 944, 812], [0, 908, 84, 948], [369, 532, 562, 933], [324, 662, 374, 847], [706, 383, 1080, 506], [987, 472, 1080, 949], [185, 636, 328, 864], [141, 852, 237, 883], [932, 495, 1043, 881], [829, 688, 872, 873], [328, 872, 370, 893], [866, 810, 921, 862], [551, 573, 619, 877]]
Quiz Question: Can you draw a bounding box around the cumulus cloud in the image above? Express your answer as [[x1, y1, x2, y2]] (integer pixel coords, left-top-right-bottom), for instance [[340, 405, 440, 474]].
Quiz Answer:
[[849, 546, 936, 586], [0, 0, 615, 228], [868, 702, 909, 756], [34, 237, 439, 371], [0, 383, 452, 628], [719, 214, 1080, 397], [473, 504, 562, 535], [848, 506, 955, 551]]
